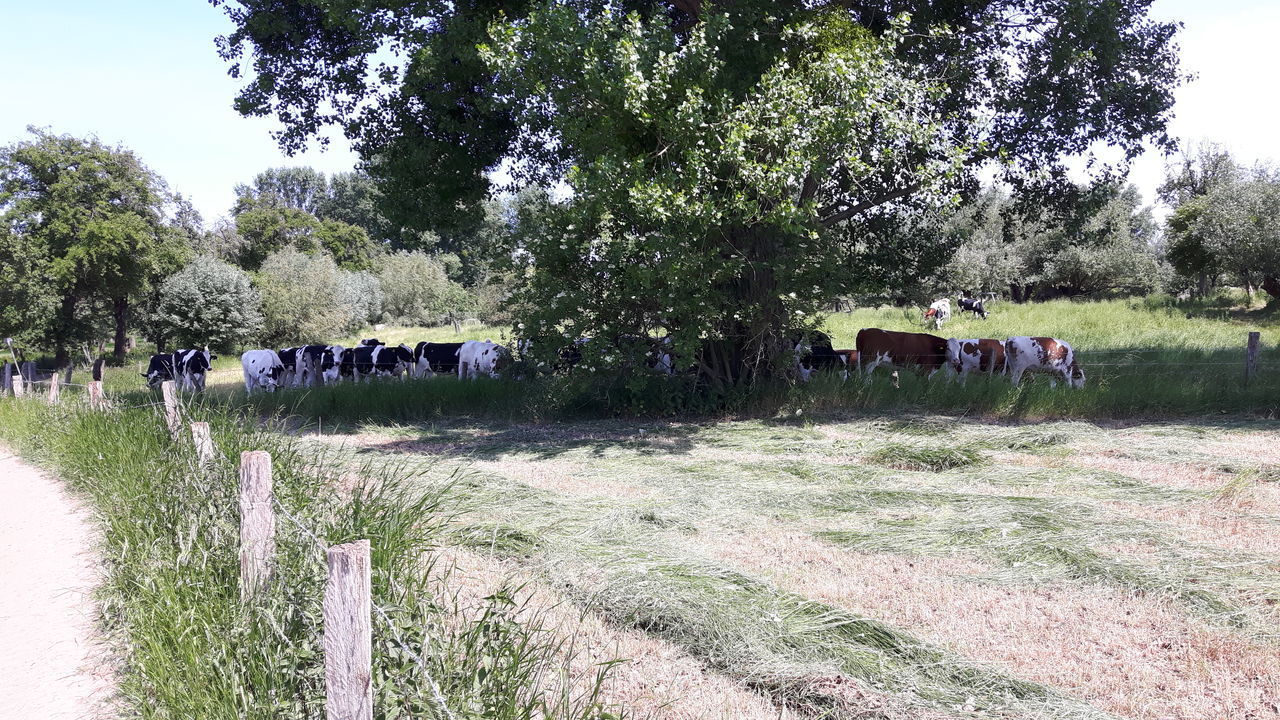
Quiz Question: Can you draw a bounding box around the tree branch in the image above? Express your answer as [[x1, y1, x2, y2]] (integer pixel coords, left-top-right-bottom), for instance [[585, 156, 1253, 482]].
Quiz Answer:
[[819, 182, 924, 226]]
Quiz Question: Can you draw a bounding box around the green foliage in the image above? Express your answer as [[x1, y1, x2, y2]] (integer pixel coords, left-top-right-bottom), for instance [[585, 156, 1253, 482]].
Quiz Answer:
[[150, 256, 262, 352], [255, 247, 352, 345], [0, 128, 185, 361], [1194, 179, 1280, 296], [337, 269, 384, 331], [0, 400, 623, 720], [377, 251, 471, 326], [233, 201, 323, 271], [234, 166, 329, 215], [215, 0, 1184, 383]]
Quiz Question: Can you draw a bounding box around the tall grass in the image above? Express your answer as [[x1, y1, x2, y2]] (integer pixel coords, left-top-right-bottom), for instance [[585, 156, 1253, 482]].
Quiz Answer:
[[0, 397, 622, 720]]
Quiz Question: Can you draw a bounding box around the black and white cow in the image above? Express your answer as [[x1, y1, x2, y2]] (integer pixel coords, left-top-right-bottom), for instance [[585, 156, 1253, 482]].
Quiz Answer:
[[143, 348, 216, 392], [293, 344, 339, 386], [957, 296, 989, 319], [345, 343, 415, 381], [241, 349, 286, 394], [412, 342, 464, 377], [790, 330, 842, 381]]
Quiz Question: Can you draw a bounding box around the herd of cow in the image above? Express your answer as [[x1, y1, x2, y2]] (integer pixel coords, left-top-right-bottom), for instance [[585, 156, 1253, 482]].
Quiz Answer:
[[142, 319, 1085, 394]]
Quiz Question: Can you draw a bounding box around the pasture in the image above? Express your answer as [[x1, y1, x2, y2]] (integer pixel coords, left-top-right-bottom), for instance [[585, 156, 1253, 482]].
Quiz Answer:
[[7, 296, 1279, 719]]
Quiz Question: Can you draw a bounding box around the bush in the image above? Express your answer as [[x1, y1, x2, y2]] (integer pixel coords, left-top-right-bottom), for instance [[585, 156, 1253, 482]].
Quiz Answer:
[[377, 251, 472, 325], [337, 270, 384, 332], [151, 256, 262, 351], [256, 248, 351, 345]]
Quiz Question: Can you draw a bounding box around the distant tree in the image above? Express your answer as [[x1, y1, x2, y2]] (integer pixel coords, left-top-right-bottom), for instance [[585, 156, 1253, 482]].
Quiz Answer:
[[1194, 179, 1280, 299], [0, 128, 185, 365], [234, 201, 323, 270], [1160, 144, 1239, 296], [316, 218, 381, 271], [337, 270, 384, 331], [233, 166, 329, 215], [255, 247, 351, 345], [377, 251, 471, 326], [151, 256, 262, 351]]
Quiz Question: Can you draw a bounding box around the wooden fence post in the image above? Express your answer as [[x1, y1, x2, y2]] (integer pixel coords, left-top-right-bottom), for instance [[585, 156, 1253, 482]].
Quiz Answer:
[[87, 381, 105, 410], [12, 365, 25, 398], [161, 380, 181, 441], [20, 361, 35, 386], [47, 371, 60, 404], [191, 422, 215, 465], [239, 451, 276, 601], [2, 363, 11, 397], [1244, 332, 1261, 385], [325, 539, 373, 720]]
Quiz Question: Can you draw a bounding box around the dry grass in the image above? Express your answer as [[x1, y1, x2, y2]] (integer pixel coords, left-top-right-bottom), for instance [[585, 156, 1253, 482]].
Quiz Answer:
[[475, 457, 659, 500], [436, 547, 823, 720], [690, 525, 1280, 720]]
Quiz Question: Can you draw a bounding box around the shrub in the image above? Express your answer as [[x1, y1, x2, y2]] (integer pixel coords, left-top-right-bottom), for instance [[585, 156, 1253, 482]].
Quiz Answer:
[[256, 247, 351, 345], [151, 256, 262, 351], [377, 251, 472, 325], [337, 270, 384, 332]]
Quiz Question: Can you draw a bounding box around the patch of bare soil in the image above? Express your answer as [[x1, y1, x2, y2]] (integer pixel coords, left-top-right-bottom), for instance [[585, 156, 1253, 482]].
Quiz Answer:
[[695, 526, 1280, 720], [0, 449, 115, 719]]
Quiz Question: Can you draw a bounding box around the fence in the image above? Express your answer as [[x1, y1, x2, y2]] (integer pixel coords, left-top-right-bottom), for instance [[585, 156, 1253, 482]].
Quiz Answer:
[[0, 375, 455, 719]]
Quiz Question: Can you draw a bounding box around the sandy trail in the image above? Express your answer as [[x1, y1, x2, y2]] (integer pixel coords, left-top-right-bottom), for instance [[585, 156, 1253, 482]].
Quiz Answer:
[[0, 448, 114, 718]]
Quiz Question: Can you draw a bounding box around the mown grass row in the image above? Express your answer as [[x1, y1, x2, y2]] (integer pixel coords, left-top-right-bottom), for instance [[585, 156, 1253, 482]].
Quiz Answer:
[[0, 396, 623, 720]]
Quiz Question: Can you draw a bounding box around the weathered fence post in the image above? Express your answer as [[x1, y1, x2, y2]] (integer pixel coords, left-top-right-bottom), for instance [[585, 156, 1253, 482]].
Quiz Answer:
[[11, 367, 24, 398], [47, 371, 60, 404], [307, 352, 322, 388], [191, 422, 216, 465], [239, 451, 276, 602], [325, 539, 373, 720], [2, 363, 11, 397], [87, 381, 105, 410], [63, 366, 73, 385], [161, 380, 182, 441], [1244, 332, 1261, 385], [20, 361, 35, 386]]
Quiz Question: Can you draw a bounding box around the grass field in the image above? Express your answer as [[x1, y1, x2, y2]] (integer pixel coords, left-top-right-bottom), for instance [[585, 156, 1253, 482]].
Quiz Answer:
[[5, 296, 1280, 718]]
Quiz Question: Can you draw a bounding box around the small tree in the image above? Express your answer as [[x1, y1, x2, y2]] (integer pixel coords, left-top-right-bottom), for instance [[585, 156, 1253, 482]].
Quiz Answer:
[[377, 251, 471, 326], [256, 247, 351, 345], [337, 270, 384, 331], [151, 256, 262, 351]]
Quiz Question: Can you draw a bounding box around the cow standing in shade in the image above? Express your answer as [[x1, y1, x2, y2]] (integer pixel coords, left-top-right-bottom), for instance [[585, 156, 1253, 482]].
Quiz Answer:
[[412, 342, 465, 377], [346, 343, 415, 381], [143, 348, 216, 392], [241, 349, 286, 393], [1004, 336, 1085, 388], [856, 329, 948, 380], [790, 330, 843, 381], [957, 296, 988, 319], [458, 340, 506, 379]]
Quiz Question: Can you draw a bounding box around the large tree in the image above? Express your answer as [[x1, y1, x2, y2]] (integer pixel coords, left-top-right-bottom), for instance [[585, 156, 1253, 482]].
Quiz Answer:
[[214, 0, 1183, 383], [0, 129, 184, 365]]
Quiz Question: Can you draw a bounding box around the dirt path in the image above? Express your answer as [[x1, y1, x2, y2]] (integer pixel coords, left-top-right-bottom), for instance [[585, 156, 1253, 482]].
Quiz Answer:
[[0, 448, 114, 718]]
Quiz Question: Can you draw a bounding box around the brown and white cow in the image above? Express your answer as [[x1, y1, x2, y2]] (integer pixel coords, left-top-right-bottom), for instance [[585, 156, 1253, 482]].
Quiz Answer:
[[856, 328, 948, 379], [1004, 336, 1085, 388], [947, 338, 1006, 381]]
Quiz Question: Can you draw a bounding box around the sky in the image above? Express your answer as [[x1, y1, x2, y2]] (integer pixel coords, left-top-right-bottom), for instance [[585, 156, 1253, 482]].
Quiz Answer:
[[1, 0, 1277, 223]]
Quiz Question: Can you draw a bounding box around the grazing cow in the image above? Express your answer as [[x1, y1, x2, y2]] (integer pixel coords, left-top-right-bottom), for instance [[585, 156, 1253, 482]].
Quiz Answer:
[[347, 343, 415, 381], [834, 349, 857, 379], [413, 342, 465, 377], [360, 338, 383, 347], [294, 344, 339, 386], [458, 339, 506, 379], [142, 348, 216, 391], [1004, 336, 1085, 388], [957, 296, 988, 319], [923, 299, 951, 330], [177, 348, 215, 392], [142, 353, 178, 388], [241, 349, 286, 394], [946, 338, 1006, 381], [790, 330, 842, 381], [276, 347, 300, 386], [856, 328, 948, 379]]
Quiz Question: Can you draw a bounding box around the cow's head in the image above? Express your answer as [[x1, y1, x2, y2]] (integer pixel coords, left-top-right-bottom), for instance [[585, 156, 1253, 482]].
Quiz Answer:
[[924, 308, 938, 319], [1068, 360, 1086, 389]]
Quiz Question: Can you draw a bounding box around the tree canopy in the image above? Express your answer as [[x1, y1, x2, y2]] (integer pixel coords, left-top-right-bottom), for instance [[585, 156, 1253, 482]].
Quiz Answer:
[[0, 128, 186, 364], [214, 0, 1184, 383]]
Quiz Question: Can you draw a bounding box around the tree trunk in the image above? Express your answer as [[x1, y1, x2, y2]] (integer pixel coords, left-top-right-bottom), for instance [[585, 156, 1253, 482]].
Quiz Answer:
[[1008, 283, 1023, 303], [112, 296, 129, 364], [54, 294, 76, 369], [1262, 274, 1280, 300]]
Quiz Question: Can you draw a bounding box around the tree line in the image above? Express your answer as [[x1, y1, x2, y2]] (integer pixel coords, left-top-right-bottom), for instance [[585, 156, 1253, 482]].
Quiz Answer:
[[0, 129, 526, 365]]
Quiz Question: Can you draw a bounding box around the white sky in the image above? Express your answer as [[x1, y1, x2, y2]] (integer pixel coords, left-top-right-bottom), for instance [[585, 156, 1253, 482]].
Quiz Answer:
[[1, 0, 1276, 223]]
